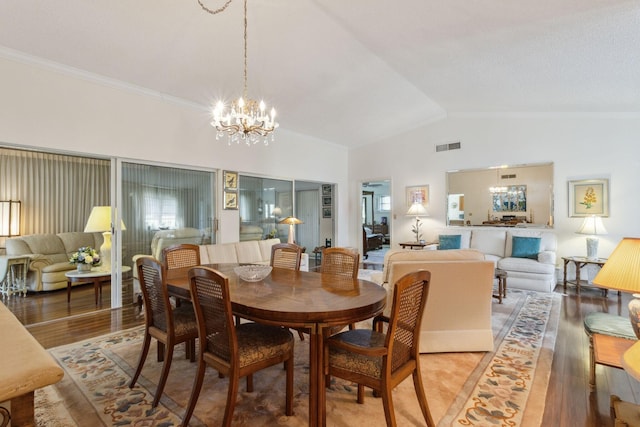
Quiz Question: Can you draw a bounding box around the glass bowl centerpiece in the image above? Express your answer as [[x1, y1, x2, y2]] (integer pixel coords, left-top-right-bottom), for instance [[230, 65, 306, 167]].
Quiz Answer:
[[69, 246, 101, 272], [234, 265, 272, 282]]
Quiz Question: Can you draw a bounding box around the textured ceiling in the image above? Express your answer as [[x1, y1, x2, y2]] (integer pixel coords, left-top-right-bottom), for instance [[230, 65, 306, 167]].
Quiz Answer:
[[1, 0, 638, 148]]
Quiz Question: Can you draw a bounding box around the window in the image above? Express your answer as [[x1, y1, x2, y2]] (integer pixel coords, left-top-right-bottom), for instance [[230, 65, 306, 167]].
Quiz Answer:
[[378, 195, 391, 212]]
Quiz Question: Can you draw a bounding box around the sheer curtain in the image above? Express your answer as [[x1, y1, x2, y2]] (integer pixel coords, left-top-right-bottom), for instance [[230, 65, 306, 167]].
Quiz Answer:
[[0, 147, 109, 242], [121, 162, 215, 269]]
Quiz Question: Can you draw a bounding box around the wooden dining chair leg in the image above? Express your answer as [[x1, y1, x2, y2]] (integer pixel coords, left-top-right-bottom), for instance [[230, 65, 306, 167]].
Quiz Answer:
[[153, 343, 175, 407], [223, 375, 240, 427], [188, 339, 196, 362], [157, 341, 165, 362], [381, 387, 397, 427], [246, 374, 254, 393], [129, 333, 152, 388], [181, 358, 207, 427], [413, 369, 435, 427], [357, 384, 365, 404]]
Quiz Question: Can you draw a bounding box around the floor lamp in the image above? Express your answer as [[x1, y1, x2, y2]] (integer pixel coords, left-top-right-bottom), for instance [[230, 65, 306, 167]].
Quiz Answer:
[[279, 216, 302, 244], [84, 206, 126, 271]]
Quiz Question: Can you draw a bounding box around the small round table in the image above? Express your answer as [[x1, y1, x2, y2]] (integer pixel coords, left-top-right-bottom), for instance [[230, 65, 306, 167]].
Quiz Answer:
[[65, 266, 131, 305]]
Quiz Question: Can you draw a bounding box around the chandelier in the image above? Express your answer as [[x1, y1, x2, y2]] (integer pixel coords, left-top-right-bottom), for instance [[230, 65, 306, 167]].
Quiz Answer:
[[199, 0, 279, 146]]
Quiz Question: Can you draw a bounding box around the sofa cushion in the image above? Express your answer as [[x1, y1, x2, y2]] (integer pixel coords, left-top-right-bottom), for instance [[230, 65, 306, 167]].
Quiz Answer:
[[470, 229, 506, 258], [511, 236, 541, 259], [57, 232, 103, 257], [498, 256, 556, 275], [200, 243, 239, 264], [439, 234, 461, 250], [438, 229, 471, 248], [235, 241, 263, 264]]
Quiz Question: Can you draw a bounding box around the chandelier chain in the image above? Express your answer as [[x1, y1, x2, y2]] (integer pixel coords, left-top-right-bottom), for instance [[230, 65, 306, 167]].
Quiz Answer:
[[197, 0, 234, 15], [243, 0, 248, 99]]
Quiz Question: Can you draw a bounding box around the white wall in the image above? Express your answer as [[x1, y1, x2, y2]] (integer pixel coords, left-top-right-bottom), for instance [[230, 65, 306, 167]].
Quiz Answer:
[[349, 115, 640, 261], [0, 55, 351, 244]]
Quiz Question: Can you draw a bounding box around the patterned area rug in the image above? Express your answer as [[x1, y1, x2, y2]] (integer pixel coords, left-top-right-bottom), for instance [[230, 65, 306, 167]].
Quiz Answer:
[[36, 288, 560, 426]]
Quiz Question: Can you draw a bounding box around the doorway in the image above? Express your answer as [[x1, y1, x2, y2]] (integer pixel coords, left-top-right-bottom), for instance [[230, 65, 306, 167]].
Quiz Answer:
[[361, 180, 391, 269]]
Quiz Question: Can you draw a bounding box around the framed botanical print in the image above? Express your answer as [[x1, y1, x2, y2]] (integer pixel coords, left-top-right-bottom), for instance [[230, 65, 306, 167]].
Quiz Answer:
[[223, 170, 238, 190], [568, 178, 609, 217], [223, 191, 238, 210]]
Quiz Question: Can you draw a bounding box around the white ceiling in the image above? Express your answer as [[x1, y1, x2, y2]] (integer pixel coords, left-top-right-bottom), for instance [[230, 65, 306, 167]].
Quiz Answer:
[[1, 0, 639, 149]]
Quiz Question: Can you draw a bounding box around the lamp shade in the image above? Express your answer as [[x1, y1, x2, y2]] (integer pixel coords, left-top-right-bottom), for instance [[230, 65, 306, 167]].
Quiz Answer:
[[593, 238, 640, 293], [84, 206, 126, 232], [278, 216, 302, 226], [0, 200, 21, 237], [406, 203, 428, 217], [576, 215, 608, 236]]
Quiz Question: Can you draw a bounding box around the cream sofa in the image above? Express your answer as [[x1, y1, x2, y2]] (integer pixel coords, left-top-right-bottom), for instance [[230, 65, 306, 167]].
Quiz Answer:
[[370, 249, 495, 353], [132, 238, 308, 295], [434, 227, 557, 293], [5, 232, 104, 292]]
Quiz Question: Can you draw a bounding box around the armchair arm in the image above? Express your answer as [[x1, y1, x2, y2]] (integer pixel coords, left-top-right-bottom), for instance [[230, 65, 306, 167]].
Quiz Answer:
[[28, 255, 54, 272]]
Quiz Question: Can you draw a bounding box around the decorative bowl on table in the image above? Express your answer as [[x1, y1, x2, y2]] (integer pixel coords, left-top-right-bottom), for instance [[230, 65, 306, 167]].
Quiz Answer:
[[234, 265, 272, 282]]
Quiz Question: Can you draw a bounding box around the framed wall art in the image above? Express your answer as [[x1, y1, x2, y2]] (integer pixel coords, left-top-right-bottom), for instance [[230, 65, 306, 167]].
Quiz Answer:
[[568, 178, 609, 217], [322, 184, 332, 196], [406, 185, 429, 209], [223, 191, 238, 210], [322, 207, 332, 218], [223, 170, 238, 190]]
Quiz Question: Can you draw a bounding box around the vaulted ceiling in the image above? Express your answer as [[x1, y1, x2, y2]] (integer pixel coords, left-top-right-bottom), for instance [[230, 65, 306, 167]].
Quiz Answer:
[[1, 1, 638, 149]]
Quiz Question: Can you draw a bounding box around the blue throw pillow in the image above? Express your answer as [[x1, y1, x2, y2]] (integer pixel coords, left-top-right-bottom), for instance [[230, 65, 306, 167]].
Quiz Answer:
[[511, 236, 541, 259], [439, 234, 461, 250]]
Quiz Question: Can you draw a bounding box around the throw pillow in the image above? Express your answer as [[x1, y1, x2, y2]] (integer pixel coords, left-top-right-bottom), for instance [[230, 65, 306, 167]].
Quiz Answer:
[[439, 234, 462, 250], [512, 236, 541, 259]]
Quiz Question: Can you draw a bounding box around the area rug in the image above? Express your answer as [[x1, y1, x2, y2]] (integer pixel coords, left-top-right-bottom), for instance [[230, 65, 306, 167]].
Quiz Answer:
[[36, 288, 560, 426]]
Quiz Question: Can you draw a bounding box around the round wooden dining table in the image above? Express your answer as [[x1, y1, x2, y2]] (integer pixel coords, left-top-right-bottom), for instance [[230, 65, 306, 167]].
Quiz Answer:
[[165, 263, 387, 427]]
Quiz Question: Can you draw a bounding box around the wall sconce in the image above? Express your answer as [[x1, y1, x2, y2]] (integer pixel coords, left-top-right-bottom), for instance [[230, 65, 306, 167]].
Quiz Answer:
[[0, 200, 21, 237]]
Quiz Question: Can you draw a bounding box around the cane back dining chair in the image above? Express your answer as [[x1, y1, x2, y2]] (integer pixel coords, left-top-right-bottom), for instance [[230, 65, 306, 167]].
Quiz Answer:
[[320, 247, 360, 279], [162, 243, 201, 270], [181, 266, 295, 427], [327, 270, 435, 427], [129, 257, 198, 408], [270, 243, 303, 270]]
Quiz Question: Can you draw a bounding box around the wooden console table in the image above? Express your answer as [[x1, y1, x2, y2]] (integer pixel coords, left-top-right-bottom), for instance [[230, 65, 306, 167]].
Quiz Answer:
[[399, 242, 430, 250]]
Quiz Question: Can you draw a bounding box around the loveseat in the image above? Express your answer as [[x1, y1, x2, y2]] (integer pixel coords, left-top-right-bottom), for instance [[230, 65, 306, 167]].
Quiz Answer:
[[434, 227, 558, 293], [5, 232, 104, 292], [369, 249, 495, 353]]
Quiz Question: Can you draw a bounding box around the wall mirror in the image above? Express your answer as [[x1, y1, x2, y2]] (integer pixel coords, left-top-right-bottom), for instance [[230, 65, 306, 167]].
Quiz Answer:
[[446, 162, 554, 228]]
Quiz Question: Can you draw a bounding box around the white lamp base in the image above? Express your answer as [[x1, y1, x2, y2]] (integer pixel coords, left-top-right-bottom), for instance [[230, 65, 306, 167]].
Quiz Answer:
[[100, 231, 112, 271], [287, 224, 294, 244], [586, 236, 599, 260]]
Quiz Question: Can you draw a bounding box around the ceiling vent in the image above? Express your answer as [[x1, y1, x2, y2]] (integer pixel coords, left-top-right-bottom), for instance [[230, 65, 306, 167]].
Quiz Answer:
[[500, 174, 517, 179], [435, 142, 461, 152]]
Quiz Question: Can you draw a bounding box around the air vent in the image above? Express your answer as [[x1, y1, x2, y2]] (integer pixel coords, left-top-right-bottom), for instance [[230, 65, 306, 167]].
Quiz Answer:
[[435, 141, 461, 152], [500, 174, 516, 179]]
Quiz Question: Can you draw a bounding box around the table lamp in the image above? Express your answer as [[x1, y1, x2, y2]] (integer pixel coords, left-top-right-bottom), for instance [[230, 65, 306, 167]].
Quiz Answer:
[[0, 200, 21, 237], [576, 215, 607, 259], [593, 238, 640, 339], [279, 216, 302, 244], [84, 206, 126, 271], [406, 202, 428, 243]]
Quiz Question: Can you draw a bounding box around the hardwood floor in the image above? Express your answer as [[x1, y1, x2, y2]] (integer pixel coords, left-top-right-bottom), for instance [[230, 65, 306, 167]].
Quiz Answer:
[[6, 281, 640, 425]]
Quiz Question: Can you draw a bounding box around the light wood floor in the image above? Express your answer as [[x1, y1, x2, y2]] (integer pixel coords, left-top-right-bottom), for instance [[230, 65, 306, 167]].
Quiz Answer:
[[7, 281, 639, 426]]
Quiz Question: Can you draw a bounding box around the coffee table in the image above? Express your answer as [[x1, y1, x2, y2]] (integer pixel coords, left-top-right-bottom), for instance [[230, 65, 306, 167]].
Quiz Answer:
[[65, 266, 131, 305]]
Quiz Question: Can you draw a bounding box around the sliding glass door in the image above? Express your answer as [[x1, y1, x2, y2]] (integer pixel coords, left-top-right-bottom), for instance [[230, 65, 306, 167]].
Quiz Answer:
[[120, 161, 216, 303]]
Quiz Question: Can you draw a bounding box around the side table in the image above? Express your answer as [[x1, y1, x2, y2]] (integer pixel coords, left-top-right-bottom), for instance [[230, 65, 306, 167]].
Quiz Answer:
[[493, 268, 507, 304], [0, 256, 30, 297], [399, 242, 435, 250], [562, 256, 610, 294], [65, 266, 131, 306]]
